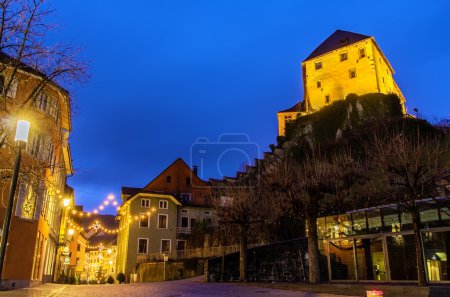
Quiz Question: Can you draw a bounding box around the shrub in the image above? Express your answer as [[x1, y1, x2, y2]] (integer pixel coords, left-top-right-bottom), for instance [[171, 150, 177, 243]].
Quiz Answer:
[[106, 275, 114, 284], [117, 272, 126, 284]]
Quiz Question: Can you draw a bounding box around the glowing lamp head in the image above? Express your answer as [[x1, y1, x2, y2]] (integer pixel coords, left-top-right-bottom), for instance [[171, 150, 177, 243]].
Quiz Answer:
[[14, 120, 30, 143], [68, 229, 74, 235], [107, 194, 115, 200], [107, 248, 112, 254], [63, 198, 71, 207]]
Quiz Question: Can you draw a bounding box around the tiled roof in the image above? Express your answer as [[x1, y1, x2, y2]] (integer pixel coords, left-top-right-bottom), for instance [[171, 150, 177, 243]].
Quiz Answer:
[[304, 30, 370, 61], [278, 102, 302, 113]]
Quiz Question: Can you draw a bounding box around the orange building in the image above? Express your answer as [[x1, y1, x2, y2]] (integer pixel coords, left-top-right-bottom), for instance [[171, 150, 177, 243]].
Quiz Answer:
[[0, 55, 73, 288]]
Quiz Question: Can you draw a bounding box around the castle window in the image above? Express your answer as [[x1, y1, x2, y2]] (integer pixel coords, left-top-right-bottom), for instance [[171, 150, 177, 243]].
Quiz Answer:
[[359, 48, 365, 58], [317, 81, 321, 88], [349, 68, 356, 79], [340, 52, 348, 61], [325, 95, 330, 104], [315, 61, 322, 70]]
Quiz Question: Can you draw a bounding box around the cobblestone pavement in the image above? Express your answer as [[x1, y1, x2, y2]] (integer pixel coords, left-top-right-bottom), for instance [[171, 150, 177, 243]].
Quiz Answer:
[[0, 277, 357, 297]]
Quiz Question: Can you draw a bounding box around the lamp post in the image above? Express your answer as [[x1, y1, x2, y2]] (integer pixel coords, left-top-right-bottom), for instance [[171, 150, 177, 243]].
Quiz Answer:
[[0, 120, 30, 283]]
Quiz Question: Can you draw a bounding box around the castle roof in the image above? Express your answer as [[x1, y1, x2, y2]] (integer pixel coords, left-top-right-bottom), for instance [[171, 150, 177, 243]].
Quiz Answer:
[[277, 101, 303, 113], [304, 30, 370, 61]]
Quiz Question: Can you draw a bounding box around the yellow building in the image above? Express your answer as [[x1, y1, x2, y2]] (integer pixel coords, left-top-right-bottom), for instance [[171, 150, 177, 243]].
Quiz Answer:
[[278, 30, 406, 136], [0, 54, 73, 287]]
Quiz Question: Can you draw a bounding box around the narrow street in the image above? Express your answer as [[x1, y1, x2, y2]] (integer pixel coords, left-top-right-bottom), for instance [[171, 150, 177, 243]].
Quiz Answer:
[[0, 277, 356, 297]]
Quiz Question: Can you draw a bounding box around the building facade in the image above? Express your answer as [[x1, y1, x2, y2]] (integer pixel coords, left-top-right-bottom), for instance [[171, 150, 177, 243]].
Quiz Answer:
[[0, 56, 73, 288], [116, 158, 213, 282], [277, 30, 406, 136]]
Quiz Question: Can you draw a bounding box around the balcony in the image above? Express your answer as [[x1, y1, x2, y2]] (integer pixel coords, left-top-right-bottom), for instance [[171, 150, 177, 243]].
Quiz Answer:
[[177, 227, 192, 235]]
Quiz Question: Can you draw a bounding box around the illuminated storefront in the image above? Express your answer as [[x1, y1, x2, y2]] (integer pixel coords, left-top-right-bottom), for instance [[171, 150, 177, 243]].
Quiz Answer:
[[317, 197, 450, 283]]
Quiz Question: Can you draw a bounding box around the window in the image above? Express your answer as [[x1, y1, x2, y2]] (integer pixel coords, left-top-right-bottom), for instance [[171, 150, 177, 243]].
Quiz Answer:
[[349, 68, 356, 79], [34, 93, 59, 122], [186, 177, 190, 185], [340, 52, 348, 61], [181, 217, 189, 227], [166, 176, 171, 183], [325, 95, 331, 104], [0, 75, 4, 94], [315, 61, 322, 70], [27, 133, 54, 163], [0, 75, 18, 98], [181, 209, 188, 213], [141, 199, 150, 208], [137, 238, 148, 254], [317, 81, 321, 88], [190, 218, 197, 227], [139, 213, 149, 228], [161, 239, 171, 253], [359, 48, 365, 58], [77, 244, 80, 251], [158, 214, 168, 229], [159, 200, 168, 209], [204, 211, 211, 215]]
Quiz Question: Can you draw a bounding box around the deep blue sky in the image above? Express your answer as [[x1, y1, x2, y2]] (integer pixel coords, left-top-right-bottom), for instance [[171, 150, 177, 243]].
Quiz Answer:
[[50, 1, 450, 213]]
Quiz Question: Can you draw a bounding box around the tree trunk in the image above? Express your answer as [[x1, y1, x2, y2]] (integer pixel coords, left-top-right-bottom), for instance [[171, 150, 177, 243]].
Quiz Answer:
[[411, 210, 428, 286], [239, 224, 248, 282], [306, 213, 321, 284]]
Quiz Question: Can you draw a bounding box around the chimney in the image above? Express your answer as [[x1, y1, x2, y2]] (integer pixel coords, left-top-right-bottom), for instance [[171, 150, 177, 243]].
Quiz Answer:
[[193, 165, 198, 176]]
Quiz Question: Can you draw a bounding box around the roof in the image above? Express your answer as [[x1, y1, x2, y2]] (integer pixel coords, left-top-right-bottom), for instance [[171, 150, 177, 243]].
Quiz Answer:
[[304, 30, 371, 61], [121, 187, 142, 196], [277, 102, 303, 114], [0, 51, 69, 95], [121, 189, 182, 206]]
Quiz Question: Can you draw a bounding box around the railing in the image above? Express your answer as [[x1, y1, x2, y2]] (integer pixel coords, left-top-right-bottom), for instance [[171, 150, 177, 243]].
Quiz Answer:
[[136, 243, 264, 263], [177, 227, 192, 235]]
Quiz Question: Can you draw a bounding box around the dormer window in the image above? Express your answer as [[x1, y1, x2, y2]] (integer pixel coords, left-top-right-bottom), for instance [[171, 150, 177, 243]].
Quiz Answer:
[[315, 61, 322, 70]]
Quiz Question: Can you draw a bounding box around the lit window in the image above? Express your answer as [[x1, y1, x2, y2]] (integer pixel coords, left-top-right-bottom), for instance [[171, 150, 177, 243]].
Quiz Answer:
[[317, 81, 321, 88], [141, 199, 150, 208], [139, 213, 149, 228], [359, 48, 365, 58], [137, 238, 148, 254], [159, 200, 168, 209], [315, 61, 322, 70], [340, 52, 348, 61], [161, 239, 171, 253], [349, 69, 356, 79], [158, 214, 168, 229], [325, 95, 331, 103]]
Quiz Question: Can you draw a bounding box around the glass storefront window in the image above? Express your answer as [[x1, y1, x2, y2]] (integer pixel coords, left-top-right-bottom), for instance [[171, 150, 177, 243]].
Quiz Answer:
[[440, 207, 450, 226], [329, 239, 356, 280], [351, 211, 367, 235], [420, 203, 440, 228], [326, 215, 351, 238], [367, 209, 382, 233], [355, 237, 386, 281], [317, 217, 327, 239], [381, 206, 400, 233], [423, 231, 449, 281], [386, 234, 418, 280], [399, 208, 413, 231]]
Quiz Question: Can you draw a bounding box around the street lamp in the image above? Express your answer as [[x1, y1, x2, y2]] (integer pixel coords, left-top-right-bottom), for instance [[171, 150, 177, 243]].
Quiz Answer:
[[0, 120, 30, 283], [63, 198, 71, 207]]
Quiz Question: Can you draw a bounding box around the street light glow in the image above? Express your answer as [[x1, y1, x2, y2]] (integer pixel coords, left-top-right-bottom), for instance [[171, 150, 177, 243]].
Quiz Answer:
[[14, 120, 30, 143], [63, 198, 71, 207]]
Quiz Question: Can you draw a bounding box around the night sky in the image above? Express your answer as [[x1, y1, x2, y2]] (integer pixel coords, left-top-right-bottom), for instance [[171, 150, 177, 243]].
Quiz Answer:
[[49, 1, 450, 214]]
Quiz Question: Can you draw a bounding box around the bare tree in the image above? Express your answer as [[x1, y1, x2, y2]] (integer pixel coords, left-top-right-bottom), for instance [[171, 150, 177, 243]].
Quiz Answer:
[[366, 125, 450, 286], [262, 148, 360, 284], [213, 179, 269, 282]]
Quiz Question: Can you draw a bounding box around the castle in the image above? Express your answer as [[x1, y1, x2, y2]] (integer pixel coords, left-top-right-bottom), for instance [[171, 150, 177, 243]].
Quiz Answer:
[[277, 30, 406, 136]]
